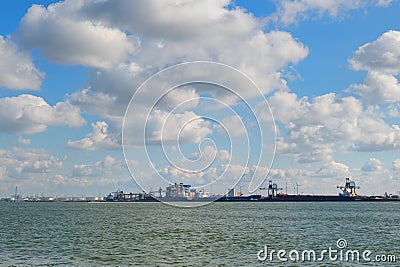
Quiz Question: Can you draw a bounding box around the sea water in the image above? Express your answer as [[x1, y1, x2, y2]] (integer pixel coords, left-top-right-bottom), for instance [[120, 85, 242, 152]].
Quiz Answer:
[[0, 202, 399, 266]]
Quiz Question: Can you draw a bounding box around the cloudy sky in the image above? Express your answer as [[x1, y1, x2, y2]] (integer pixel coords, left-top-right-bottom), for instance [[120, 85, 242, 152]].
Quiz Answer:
[[1, 0, 400, 198]]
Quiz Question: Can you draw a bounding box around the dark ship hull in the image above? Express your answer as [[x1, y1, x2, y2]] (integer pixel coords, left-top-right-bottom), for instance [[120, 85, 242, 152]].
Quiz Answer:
[[104, 178, 400, 202], [105, 194, 400, 202], [219, 195, 400, 202]]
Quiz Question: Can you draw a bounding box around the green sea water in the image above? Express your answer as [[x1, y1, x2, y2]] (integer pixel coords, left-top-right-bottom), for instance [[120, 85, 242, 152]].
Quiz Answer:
[[0, 202, 399, 266]]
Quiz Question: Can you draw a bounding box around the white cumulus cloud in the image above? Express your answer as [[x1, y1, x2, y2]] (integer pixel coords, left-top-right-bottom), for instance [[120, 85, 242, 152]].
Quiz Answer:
[[350, 30, 400, 74], [14, 0, 309, 151], [0, 36, 43, 90], [269, 91, 400, 162], [272, 0, 393, 26], [393, 159, 400, 171], [66, 121, 120, 151], [348, 30, 400, 104], [16, 3, 136, 68], [316, 161, 350, 177], [0, 94, 85, 134], [361, 158, 384, 172]]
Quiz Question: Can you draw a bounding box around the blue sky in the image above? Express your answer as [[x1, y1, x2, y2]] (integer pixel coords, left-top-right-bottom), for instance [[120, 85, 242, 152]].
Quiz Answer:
[[1, 0, 400, 197]]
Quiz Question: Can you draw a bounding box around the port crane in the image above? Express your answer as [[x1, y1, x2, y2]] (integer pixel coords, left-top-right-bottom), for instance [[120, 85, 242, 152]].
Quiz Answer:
[[11, 186, 19, 202], [260, 180, 282, 198], [294, 182, 301, 195], [337, 177, 360, 197], [149, 187, 164, 198]]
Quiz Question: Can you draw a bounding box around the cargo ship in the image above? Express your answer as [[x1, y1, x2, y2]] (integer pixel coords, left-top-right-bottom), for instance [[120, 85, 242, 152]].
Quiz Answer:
[[105, 178, 400, 202]]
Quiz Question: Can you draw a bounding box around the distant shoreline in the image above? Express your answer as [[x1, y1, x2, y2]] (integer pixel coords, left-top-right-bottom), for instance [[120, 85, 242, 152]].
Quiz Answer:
[[2, 195, 399, 203]]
